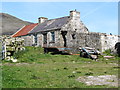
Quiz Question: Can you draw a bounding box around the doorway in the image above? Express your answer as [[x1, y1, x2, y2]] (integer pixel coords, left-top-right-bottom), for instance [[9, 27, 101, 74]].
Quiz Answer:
[[43, 33, 47, 47], [61, 31, 67, 47]]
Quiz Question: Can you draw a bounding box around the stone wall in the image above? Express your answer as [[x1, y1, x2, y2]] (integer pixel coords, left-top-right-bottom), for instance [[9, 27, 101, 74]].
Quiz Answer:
[[1, 36, 25, 60], [85, 32, 102, 50], [61, 18, 89, 33], [65, 32, 102, 51], [47, 30, 61, 47], [77, 33, 119, 52], [37, 33, 43, 47], [20, 35, 35, 46], [63, 31, 119, 52], [20, 30, 119, 53], [101, 34, 120, 52], [63, 10, 89, 33]]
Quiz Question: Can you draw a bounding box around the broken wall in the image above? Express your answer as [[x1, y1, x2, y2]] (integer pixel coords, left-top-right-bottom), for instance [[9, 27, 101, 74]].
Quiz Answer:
[[65, 32, 102, 51], [101, 34, 120, 52]]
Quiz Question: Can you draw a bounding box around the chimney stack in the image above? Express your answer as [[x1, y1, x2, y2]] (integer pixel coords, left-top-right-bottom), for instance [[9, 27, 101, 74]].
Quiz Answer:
[[70, 10, 80, 20], [38, 17, 48, 23]]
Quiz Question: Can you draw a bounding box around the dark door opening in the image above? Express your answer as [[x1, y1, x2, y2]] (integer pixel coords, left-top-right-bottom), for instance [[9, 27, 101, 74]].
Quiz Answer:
[[43, 33, 47, 47], [61, 31, 67, 47]]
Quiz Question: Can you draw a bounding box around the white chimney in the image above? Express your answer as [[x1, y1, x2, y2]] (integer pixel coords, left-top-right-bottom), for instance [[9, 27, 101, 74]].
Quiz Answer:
[[70, 10, 80, 20], [38, 17, 48, 23]]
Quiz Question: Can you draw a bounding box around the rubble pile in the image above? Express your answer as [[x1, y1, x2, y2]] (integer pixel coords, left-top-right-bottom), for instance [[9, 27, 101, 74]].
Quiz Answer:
[[1, 36, 25, 62]]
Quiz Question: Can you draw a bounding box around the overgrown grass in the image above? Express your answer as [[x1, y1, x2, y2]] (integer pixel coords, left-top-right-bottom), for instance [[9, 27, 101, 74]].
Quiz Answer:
[[2, 46, 119, 88], [13, 46, 44, 62]]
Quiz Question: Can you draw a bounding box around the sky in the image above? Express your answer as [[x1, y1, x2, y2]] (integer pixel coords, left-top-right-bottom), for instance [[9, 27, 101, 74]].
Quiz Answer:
[[1, 2, 119, 35]]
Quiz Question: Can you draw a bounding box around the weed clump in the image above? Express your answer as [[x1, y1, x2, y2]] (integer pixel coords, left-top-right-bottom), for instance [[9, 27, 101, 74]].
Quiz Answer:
[[68, 74, 75, 78], [85, 72, 93, 76]]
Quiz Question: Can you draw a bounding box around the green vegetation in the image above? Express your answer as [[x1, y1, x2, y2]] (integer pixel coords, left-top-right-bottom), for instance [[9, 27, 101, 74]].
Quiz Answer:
[[2, 46, 119, 88], [103, 49, 113, 56]]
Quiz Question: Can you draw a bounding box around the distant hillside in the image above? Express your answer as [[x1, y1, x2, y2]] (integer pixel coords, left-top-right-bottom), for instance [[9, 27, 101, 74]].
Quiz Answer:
[[0, 13, 33, 35]]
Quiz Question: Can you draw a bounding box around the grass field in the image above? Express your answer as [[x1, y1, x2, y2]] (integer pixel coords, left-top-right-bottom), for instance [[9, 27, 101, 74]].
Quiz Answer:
[[2, 46, 119, 88]]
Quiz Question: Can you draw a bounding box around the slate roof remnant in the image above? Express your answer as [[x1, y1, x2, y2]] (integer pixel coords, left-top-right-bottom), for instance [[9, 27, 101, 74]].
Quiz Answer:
[[29, 16, 70, 34]]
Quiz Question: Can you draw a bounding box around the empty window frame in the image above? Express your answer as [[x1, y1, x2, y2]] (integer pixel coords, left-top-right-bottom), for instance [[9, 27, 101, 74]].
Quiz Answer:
[[34, 35, 37, 45], [51, 32, 55, 42], [72, 34, 76, 39]]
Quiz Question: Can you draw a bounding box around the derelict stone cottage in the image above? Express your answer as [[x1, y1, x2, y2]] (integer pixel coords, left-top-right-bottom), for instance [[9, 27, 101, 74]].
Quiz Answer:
[[12, 10, 120, 53]]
